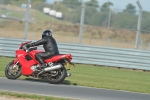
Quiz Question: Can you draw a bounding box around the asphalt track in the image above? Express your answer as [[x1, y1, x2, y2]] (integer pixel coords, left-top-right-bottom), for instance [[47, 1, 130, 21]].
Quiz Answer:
[[0, 78, 150, 100]]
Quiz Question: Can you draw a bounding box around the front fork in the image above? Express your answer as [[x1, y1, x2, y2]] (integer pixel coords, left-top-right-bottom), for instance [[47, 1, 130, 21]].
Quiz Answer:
[[12, 60, 19, 69]]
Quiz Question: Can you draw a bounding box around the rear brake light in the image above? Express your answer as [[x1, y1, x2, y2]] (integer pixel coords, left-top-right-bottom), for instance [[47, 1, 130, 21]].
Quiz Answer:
[[65, 54, 72, 60]]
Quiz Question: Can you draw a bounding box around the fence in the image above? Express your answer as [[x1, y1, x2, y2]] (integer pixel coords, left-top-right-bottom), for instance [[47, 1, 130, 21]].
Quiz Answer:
[[0, 0, 150, 49], [1, 37, 150, 71]]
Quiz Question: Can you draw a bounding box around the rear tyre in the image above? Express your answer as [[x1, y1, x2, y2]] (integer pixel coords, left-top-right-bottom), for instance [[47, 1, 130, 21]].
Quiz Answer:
[[47, 66, 67, 84], [5, 61, 22, 79]]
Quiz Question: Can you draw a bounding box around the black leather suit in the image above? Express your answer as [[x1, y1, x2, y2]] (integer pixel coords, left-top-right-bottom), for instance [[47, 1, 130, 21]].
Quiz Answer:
[[29, 36, 59, 65]]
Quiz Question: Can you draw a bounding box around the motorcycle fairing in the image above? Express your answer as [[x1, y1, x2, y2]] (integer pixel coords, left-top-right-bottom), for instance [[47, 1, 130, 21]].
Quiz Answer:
[[44, 54, 72, 63], [30, 50, 44, 57], [16, 50, 36, 75]]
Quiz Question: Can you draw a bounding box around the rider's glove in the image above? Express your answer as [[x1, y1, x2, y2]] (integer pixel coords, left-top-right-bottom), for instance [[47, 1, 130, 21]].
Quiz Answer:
[[26, 44, 31, 48]]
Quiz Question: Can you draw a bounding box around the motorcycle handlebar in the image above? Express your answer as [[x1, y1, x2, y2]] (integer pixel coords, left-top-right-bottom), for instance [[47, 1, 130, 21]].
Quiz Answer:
[[22, 45, 28, 51], [22, 45, 37, 52]]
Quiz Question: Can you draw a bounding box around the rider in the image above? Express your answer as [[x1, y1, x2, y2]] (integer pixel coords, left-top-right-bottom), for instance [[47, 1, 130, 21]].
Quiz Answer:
[[26, 30, 59, 68]]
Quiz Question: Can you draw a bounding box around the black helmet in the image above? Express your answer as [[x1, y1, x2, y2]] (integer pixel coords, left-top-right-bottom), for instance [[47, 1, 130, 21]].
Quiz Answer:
[[42, 30, 52, 38]]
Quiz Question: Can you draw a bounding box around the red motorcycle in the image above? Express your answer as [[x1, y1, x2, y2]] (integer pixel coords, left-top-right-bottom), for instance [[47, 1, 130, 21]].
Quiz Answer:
[[5, 41, 75, 84]]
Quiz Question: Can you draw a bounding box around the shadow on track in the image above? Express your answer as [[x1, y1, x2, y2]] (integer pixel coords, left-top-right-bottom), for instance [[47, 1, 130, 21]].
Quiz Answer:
[[24, 77, 78, 86]]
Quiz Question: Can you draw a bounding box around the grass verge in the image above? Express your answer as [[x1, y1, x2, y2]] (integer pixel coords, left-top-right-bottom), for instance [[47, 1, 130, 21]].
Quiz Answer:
[[0, 91, 73, 100], [0, 56, 150, 94]]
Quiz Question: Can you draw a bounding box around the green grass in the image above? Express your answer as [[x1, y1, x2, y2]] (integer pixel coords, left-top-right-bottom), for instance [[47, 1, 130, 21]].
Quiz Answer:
[[0, 10, 23, 18], [0, 8, 69, 24], [0, 57, 14, 77], [66, 65, 150, 93], [1, 56, 150, 94], [32, 10, 70, 24], [0, 91, 73, 100]]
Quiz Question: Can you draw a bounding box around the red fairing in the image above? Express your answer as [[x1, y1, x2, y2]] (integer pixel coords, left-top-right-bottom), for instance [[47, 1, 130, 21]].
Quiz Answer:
[[65, 54, 72, 61], [16, 50, 36, 75], [16, 50, 25, 57], [30, 50, 44, 57], [45, 54, 72, 63]]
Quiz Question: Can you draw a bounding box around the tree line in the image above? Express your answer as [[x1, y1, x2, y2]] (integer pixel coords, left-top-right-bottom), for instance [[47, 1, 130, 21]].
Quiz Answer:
[[3, 0, 150, 32], [59, 0, 150, 32]]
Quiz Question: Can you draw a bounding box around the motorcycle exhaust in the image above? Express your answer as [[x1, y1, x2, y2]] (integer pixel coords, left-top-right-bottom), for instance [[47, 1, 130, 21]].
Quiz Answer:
[[37, 64, 63, 76], [44, 64, 62, 72]]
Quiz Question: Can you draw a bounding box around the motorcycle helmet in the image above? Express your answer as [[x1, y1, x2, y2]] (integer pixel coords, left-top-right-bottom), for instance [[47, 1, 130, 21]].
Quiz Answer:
[[42, 30, 52, 38]]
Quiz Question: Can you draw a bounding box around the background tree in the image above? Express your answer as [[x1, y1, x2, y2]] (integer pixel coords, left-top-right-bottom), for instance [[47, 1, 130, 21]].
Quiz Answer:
[[62, 0, 81, 8], [140, 11, 150, 32], [100, 1, 113, 12], [8, 0, 46, 7], [84, 0, 99, 25], [14, 0, 46, 2], [3, 0, 12, 4], [85, 0, 99, 8], [54, 2, 81, 23], [123, 4, 136, 15]]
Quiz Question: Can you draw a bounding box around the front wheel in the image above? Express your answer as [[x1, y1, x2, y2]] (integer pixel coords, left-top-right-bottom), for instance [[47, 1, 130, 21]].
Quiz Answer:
[[47, 66, 67, 84], [5, 61, 22, 79]]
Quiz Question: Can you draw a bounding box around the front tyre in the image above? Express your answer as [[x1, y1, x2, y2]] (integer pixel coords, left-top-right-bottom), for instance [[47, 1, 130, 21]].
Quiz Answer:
[[5, 61, 22, 79], [47, 66, 67, 84]]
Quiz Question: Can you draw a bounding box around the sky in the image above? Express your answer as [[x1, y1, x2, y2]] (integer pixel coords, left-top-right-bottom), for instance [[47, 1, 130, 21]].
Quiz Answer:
[[46, 0, 150, 11]]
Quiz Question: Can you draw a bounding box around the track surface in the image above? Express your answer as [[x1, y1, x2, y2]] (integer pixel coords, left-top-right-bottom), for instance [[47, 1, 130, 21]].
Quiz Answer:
[[0, 78, 150, 100]]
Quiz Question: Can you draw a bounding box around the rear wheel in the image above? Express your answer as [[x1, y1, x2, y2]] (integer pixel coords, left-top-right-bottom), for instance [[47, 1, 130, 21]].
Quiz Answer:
[[47, 65, 67, 84], [5, 61, 22, 79]]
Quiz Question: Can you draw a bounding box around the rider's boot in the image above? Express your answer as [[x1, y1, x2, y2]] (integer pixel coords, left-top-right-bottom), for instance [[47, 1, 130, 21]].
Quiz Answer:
[[41, 63, 46, 68], [35, 54, 46, 69], [36, 63, 46, 70]]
